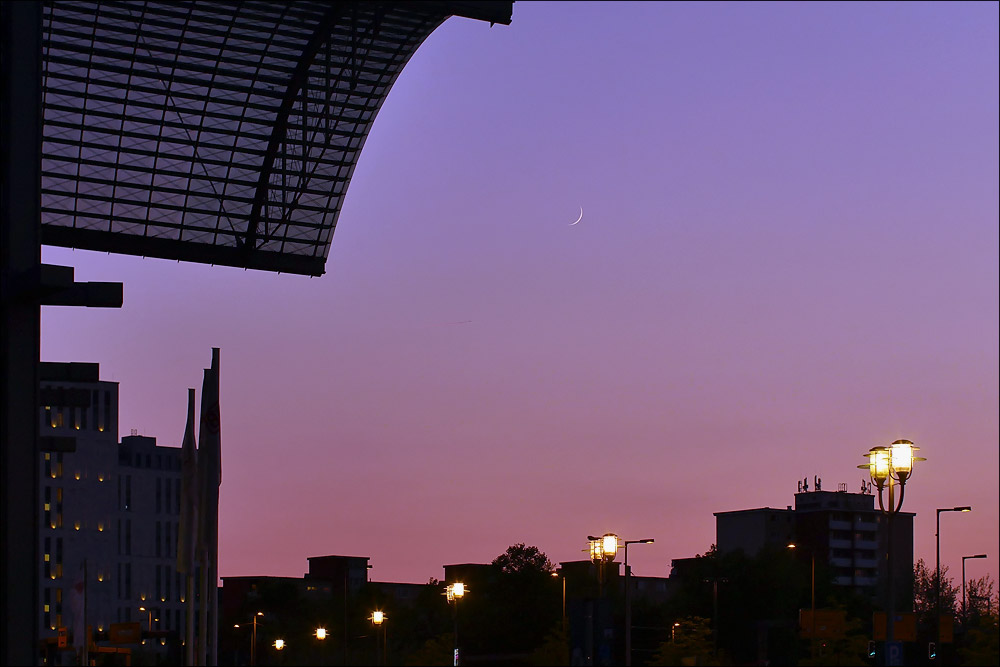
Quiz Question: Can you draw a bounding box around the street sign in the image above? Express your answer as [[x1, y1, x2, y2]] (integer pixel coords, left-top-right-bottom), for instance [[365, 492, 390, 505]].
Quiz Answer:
[[56, 627, 67, 648], [873, 612, 917, 641], [108, 622, 141, 644], [886, 641, 903, 666]]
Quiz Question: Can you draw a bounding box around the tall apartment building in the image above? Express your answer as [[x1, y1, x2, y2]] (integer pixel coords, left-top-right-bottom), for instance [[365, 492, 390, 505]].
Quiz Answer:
[[714, 480, 914, 607], [38, 362, 186, 655]]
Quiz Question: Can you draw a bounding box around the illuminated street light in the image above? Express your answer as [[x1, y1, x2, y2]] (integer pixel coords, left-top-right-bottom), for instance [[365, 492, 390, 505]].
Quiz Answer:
[[860, 439, 924, 666], [587, 533, 620, 666], [370, 611, 387, 666], [315, 627, 327, 640], [233, 611, 264, 666], [445, 582, 465, 602], [445, 583, 467, 665], [552, 571, 567, 634], [273, 638, 285, 650], [961, 554, 988, 623], [787, 543, 816, 659]]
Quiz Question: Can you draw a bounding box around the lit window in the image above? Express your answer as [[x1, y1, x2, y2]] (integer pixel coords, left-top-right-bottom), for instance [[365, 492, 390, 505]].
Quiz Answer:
[[44, 554, 50, 562], [44, 453, 50, 461], [44, 503, 50, 511], [44, 604, 50, 612]]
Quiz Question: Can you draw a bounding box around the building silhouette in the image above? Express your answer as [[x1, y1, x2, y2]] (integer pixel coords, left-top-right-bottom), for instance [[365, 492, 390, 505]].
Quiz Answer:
[[38, 362, 189, 660], [714, 480, 914, 608]]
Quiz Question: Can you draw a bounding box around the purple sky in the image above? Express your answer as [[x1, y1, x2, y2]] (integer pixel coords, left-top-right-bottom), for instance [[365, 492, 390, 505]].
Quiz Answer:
[[42, 2, 998, 587]]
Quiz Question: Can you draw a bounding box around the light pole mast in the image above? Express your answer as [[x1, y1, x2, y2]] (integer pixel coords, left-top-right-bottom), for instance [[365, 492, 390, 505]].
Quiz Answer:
[[860, 440, 924, 667], [623, 538, 654, 667]]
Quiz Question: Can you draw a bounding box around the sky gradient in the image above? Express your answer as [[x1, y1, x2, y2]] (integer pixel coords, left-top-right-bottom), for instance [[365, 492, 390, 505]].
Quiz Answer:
[[41, 2, 999, 587]]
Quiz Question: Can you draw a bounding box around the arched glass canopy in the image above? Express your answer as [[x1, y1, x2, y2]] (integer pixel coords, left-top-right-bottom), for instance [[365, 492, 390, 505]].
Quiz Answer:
[[39, 1, 512, 275]]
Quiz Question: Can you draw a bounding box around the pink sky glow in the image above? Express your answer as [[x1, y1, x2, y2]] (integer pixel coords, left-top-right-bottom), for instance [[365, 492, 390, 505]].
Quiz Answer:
[[41, 2, 998, 587]]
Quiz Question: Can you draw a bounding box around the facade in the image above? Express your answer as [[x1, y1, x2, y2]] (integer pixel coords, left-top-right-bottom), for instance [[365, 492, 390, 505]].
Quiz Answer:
[[38, 362, 187, 658], [714, 480, 914, 606]]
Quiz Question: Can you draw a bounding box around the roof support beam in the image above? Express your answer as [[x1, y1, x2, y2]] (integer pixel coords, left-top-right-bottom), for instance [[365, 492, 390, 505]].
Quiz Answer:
[[244, 3, 351, 255]]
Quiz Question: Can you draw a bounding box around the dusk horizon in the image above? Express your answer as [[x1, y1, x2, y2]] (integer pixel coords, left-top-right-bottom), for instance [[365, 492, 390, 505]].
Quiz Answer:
[[38, 0, 998, 593]]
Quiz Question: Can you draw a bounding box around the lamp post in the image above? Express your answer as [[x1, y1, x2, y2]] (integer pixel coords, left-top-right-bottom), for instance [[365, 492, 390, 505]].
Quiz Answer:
[[787, 544, 816, 659], [623, 538, 654, 666], [138, 605, 153, 632], [961, 554, 987, 623], [315, 626, 327, 665], [233, 611, 264, 666], [671, 622, 680, 643], [370, 611, 387, 666], [936, 506, 971, 648], [446, 582, 466, 666], [587, 534, 619, 667], [552, 571, 567, 635], [860, 439, 924, 666]]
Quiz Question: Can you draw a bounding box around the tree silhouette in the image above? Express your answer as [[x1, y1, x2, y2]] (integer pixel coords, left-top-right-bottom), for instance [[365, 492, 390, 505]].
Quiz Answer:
[[492, 543, 555, 576]]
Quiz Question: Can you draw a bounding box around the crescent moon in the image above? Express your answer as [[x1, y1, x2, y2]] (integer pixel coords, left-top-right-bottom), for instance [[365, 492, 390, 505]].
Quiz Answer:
[[569, 207, 583, 226]]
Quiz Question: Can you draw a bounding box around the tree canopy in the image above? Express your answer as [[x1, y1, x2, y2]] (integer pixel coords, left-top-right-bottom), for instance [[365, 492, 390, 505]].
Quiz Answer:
[[492, 543, 555, 576]]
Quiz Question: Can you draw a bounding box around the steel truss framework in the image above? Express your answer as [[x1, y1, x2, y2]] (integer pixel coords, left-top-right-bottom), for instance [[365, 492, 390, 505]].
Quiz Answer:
[[39, 1, 512, 275]]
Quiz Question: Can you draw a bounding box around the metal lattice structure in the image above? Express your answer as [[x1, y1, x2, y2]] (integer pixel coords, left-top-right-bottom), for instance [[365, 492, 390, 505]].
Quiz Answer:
[[39, 1, 512, 275]]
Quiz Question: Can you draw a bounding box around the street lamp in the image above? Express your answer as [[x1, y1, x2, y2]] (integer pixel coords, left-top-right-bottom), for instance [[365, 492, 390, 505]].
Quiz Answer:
[[961, 554, 987, 623], [587, 534, 619, 667], [587, 534, 620, 595], [623, 538, 654, 666], [138, 606, 154, 632], [860, 439, 924, 666], [787, 543, 816, 659], [552, 571, 567, 635], [936, 506, 971, 648], [273, 638, 285, 650], [671, 622, 680, 643], [234, 611, 264, 666], [370, 611, 387, 666], [446, 582, 466, 666]]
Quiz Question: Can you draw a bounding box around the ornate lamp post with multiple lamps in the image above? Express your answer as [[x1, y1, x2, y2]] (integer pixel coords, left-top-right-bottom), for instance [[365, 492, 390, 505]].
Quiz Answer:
[[860, 439, 924, 666], [587, 534, 619, 666]]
